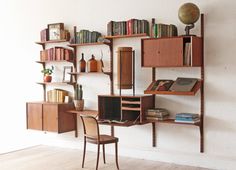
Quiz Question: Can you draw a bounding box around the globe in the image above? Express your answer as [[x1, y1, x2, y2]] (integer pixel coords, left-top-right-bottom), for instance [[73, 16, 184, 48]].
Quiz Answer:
[[178, 3, 200, 25], [178, 3, 200, 35]]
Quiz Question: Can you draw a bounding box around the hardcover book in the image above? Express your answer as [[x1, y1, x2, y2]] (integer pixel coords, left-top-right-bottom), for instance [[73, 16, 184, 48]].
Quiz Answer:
[[169, 77, 198, 92], [150, 79, 174, 91]]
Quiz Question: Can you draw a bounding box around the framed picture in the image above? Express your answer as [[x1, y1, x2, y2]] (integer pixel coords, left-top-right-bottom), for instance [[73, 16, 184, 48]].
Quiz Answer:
[[48, 23, 64, 40], [63, 66, 72, 82]]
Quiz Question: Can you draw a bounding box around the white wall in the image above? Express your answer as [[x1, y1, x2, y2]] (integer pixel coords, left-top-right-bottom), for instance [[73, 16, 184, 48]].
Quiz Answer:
[[0, 0, 236, 169]]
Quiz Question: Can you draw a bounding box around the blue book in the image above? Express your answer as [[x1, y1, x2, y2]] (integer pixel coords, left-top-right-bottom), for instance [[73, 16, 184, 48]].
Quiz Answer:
[[175, 117, 199, 121], [176, 113, 199, 118]]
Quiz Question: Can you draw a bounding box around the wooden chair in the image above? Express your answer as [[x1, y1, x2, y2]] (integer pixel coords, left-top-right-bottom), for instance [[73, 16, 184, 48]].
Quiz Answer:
[[80, 115, 119, 170]]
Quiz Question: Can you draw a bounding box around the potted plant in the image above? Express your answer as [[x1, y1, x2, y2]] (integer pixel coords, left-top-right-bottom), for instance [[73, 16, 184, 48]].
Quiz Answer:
[[41, 66, 54, 82], [73, 84, 84, 111]]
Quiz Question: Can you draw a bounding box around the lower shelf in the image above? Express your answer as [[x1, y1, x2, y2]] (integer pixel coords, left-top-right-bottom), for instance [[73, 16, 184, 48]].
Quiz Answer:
[[148, 118, 201, 126]]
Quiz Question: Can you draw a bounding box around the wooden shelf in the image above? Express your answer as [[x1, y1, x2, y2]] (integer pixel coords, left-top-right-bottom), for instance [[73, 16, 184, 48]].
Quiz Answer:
[[121, 107, 141, 111], [37, 82, 76, 86], [121, 101, 140, 104], [36, 60, 74, 64], [149, 118, 200, 126], [144, 80, 202, 96], [68, 72, 111, 76], [68, 42, 111, 47], [105, 33, 148, 39], [35, 39, 68, 45]]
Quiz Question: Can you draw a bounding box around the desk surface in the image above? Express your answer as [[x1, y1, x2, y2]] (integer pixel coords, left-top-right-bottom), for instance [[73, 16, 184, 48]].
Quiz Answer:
[[67, 109, 98, 117]]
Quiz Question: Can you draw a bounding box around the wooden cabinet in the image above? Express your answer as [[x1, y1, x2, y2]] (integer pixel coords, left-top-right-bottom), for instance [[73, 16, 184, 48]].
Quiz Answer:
[[98, 95, 154, 124], [26, 102, 75, 133], [141, 36, 202, 67]]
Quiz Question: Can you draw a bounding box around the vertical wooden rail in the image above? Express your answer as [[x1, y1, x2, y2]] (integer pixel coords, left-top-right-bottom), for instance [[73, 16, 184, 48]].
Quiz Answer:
[[200, 13, 204, 153], [132, 50, 135, 96], [151, 18, 157, 147], [109, 39, 114, 95]]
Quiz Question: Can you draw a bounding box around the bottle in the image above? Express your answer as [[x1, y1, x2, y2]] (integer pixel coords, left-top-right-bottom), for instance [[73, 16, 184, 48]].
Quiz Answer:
[[79, 53, 86, 72], [87, 54, 97, 72]]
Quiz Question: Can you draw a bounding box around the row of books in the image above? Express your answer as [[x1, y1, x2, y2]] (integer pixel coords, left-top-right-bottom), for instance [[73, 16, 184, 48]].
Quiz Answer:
[[47, 89, 68, 103], [107, 19, 149, 36], [74, 30, 102, 44], [146, 108, 170, 120], [149, 77, 198, 92], [40, 47, 73, 61], [40, 28, 70, 42], [152, 23, 178, 38], [175, 113, 200, 123]]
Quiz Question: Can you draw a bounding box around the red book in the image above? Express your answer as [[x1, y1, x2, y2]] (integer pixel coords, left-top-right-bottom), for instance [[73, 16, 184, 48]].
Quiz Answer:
[[127, 19, 134, 35]]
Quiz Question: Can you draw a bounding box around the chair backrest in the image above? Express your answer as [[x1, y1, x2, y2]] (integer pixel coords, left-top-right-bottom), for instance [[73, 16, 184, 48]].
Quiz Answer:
[[80, 115, 100, 139]]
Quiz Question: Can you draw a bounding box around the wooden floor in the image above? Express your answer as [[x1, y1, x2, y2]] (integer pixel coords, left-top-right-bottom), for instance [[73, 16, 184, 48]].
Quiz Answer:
[[0, 145, 211, 170]]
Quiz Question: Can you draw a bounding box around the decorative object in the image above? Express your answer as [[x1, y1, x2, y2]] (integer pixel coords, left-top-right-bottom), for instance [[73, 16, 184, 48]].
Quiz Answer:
[[79, 53, 86, 72], [178, 3, 200, 35], [87, 54, 97, 72], [97, 50, 104, 72], [48, 23, 64, 40], [41, 66, 54, 82], [73, 84, 84, 111], [63, 66, 73, 82]]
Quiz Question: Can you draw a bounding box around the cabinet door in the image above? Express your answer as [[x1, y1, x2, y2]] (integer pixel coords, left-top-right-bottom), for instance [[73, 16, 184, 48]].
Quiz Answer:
[[58, 104, 75, 133], [43, 104, 58, 132], [27, 103, 43, 130], [142, 38, 183, 67]]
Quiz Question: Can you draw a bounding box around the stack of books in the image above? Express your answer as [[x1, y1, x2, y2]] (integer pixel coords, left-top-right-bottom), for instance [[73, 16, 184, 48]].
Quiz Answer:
[[175, 113, 200, 124], [146, 108, 169, 120], [47, 89, 68, 103]]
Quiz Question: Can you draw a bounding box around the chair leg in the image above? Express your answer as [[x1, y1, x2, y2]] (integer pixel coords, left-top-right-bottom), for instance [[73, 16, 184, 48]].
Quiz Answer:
[[82, 137, 86, 168], [96, 144, 100, 170], [115, 142, 119, 170], [102, 144, 106, 164]]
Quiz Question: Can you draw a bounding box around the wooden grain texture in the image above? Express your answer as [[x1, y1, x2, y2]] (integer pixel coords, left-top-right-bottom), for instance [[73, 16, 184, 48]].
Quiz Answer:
[[26, 103, 43, 130], [0, 145, 211, 170]]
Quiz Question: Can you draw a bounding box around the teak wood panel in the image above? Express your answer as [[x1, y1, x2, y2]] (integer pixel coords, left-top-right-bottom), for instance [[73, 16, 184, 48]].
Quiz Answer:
[[43, 104, 58, 132], [142, 37, 183, 67], [27, 103, 43, 130], [191, 36, 203, 66], [58, 104, 75, 133]]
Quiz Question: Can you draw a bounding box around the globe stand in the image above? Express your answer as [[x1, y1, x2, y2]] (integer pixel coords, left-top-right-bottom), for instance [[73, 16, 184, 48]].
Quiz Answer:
[[185, 23, 196, 36]]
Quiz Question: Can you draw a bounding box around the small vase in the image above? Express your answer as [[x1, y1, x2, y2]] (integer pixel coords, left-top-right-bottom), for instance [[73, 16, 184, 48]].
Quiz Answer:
[[73, 99, 84, 111], [44, 75, 52, 82]]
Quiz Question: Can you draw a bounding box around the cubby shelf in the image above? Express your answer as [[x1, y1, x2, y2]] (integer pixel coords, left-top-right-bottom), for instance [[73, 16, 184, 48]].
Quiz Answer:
[[144, 80, 202, 96]]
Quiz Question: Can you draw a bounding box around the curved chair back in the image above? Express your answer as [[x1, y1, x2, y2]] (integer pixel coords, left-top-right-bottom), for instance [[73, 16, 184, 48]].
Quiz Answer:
[[80, 115, 100, 140]]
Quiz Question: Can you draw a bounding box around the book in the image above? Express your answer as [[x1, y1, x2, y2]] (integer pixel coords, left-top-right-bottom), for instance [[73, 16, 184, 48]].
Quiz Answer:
[[174, 118, 200, 124], [146, 108, 169, 117], [175, 117, 200, 121], [169, 77, 198, 92], [146, 116, 169, 121], [150, 79, 174, 91], [175, 113, 199, 118]]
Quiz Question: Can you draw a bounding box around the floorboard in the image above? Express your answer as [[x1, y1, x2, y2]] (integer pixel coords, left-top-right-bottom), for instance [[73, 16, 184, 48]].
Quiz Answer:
[[0, 145, 212, 170]]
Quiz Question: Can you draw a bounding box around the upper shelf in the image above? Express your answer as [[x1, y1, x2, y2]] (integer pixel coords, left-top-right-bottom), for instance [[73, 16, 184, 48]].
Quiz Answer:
[[144, 80, 202, 96], [37, 82, 76, 86], [105, 33, 149, 39], [68, 42, 111, 47], [147, 118, 201, 126], [35, 39, 69, 45], [68, 72, 111, 76], [36, 60, 74, 64]]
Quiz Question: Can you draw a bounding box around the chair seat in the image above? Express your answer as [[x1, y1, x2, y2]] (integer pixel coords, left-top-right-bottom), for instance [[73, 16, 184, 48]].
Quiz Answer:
[[87, 135, 118, 144]]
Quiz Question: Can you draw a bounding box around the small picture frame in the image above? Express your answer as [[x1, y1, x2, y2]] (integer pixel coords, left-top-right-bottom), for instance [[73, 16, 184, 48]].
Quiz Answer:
[[63, 66, 72, 82], [48, 23, 64, 40]]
